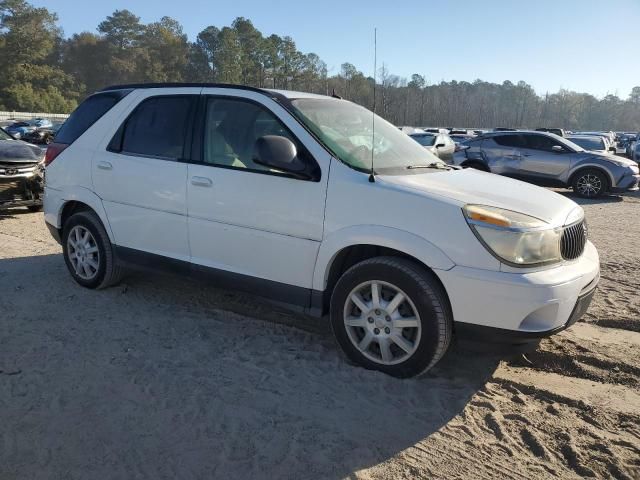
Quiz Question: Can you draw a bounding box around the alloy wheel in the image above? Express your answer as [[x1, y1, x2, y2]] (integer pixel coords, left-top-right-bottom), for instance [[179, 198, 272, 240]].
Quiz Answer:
[[343, 280, 422, 365], [576, 173, 602, 197], [67, 225, 100, 280]]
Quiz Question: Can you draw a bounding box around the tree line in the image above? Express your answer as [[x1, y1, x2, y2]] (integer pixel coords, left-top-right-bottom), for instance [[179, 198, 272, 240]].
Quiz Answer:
[[1, 0, 639, 130]]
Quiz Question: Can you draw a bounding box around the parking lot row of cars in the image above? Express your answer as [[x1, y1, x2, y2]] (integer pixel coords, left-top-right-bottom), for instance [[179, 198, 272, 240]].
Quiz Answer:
[[403, 126, 640, 197]]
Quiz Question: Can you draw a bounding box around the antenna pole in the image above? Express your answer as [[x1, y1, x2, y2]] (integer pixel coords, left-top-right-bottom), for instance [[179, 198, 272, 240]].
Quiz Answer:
[[369, 27, 377, 183]]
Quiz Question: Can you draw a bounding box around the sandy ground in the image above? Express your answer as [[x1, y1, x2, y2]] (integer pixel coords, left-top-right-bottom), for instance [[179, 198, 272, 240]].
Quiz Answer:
[[0, 190, 639, 479]]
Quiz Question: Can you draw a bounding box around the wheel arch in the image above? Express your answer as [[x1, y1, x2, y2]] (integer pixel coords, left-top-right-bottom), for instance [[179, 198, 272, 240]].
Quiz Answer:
[[55, 188, 115, 243], [568, 165, 614, 191], [313, 226, 455, 313]]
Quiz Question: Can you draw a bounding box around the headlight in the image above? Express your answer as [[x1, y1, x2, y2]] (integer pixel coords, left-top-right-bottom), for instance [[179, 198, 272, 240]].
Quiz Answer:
[[463, 205, 563, 266]]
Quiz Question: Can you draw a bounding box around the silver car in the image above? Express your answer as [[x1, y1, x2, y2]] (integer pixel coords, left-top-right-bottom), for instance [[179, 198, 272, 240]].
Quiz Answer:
[[452, 130, 640, 198], [408, 132, 455, 163]]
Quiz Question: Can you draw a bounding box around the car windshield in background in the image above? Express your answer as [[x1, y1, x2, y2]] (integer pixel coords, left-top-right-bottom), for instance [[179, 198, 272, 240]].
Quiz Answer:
[[290, 98, 443, 173], [409, 134, 437, 147], [568, 137, 605, 151]]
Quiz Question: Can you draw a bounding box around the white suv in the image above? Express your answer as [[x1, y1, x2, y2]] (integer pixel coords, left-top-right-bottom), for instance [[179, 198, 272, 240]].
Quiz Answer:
[[43, 84, 600, 378]]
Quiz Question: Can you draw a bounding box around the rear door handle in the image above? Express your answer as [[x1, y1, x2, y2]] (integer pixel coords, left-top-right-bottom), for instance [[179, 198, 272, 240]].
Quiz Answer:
[[97, 161, 112, 170], [191, 176, 212, 187]]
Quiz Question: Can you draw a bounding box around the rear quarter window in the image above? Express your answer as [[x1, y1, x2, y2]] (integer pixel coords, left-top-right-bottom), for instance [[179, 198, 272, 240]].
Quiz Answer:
[[55, 90, 131, 145]]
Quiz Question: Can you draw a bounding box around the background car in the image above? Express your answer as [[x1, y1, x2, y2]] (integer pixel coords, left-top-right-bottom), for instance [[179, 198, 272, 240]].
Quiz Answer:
[[5, 121, 36, 139], [0, 127, 45, 211], [566, 135, 609, 154], [536, 127, 566, 137], [452, 130, 639, 197], [22, 128, 56, 145], [633, 140, 640, 163], [575, 131, 617, 153], [409, 132, 456, 162]]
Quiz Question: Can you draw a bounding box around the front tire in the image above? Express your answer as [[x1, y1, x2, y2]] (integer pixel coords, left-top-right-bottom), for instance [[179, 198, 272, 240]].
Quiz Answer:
[[330, 257, 452, 378], [572, 169, 608, 198], [62, 210, 122, 289]]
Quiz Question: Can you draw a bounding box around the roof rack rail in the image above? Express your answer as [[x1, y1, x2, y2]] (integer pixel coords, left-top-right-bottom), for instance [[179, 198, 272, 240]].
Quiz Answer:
[[99, 82, 272, 96]]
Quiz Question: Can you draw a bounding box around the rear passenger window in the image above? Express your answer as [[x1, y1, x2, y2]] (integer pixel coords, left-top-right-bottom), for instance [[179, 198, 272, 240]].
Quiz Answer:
[[118, 96, 195, 159], [55, 90, 131, 145], [493, 134, 525, 148]]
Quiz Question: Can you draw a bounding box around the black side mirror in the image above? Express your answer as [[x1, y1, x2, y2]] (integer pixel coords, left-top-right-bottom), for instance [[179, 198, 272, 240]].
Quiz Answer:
[[253, 135, 308, 177], [435, 143, 445, 149]]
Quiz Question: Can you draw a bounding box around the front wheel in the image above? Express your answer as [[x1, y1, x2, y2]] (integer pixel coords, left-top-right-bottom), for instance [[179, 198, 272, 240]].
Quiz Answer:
[[330, 257, 452, 378], [572, 169, 608, 198]]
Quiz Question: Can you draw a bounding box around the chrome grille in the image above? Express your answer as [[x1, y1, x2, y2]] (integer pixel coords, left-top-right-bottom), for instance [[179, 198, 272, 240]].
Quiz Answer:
[[560, 220, 587, 260]]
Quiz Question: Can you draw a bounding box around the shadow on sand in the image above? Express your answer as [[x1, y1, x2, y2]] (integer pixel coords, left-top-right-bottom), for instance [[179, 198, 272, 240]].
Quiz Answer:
[[0, 253, 501, 479]]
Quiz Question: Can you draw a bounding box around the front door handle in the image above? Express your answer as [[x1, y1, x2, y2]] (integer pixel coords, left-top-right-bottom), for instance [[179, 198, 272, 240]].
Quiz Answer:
[[191, 176, 213, 187], [97, 161, 113, 170]]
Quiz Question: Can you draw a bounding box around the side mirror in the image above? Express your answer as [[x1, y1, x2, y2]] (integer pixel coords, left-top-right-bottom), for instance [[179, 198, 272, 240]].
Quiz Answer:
[[435, 143, 445, 149], [253, 135, 307, 176], [551, 145, 564, 153]]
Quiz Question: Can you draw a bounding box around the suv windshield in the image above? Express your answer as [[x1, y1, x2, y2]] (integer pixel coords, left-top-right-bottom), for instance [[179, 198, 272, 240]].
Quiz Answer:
[[567, 137, 605, 151], [290, 98, 443, 173]]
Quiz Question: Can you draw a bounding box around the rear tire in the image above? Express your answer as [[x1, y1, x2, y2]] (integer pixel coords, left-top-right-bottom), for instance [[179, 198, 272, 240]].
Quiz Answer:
[[572, 169, 608, 198], [62, 210, 123, 289], [330, 256, 452, 378]]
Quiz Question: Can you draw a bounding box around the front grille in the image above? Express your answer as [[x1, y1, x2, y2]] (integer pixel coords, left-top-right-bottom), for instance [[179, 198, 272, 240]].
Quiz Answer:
[[560, 220, 587, 260]]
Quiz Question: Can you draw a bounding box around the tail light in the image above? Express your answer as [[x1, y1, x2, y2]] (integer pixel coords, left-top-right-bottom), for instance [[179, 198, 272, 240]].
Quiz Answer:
[[44, 143, 68, 166]]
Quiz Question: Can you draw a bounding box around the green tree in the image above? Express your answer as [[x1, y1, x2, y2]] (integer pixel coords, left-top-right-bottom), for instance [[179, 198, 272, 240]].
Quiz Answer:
[[0, 0, 78, 111], [97, 9, 143, 50], [214, 27, 241, 83]]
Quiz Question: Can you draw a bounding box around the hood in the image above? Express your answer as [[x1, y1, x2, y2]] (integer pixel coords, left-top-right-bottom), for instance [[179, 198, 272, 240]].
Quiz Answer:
[[0, 140, 44, 163], [379, 168, 580, 226], [585, 151, 637, 167]]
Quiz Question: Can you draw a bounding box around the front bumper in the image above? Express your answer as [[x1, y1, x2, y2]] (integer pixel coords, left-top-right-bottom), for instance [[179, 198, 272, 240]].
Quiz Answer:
[[0, 172, 43, 209], [436, 241, 600, 346], [610, 172, 639, 193]]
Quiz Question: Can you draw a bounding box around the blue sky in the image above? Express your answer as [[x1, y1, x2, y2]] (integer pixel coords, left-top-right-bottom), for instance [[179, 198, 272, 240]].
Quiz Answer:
[[32, 0, 640, 98]]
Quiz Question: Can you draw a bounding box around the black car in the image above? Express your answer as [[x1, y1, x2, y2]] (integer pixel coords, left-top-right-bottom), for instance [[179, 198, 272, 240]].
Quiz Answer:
[[22, 128, 55, 145], [0, 128, 45, 211]]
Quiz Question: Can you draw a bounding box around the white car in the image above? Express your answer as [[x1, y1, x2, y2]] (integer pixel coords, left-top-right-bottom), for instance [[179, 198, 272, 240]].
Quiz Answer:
[[43, 84, 600, 378]]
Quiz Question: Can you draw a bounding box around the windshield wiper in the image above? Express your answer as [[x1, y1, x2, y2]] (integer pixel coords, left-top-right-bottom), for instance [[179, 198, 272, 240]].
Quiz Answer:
[[406, 162, 450, 170]]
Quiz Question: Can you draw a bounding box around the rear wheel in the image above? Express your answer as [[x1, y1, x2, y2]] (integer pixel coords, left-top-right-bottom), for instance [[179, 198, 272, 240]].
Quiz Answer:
[[62, 210, 122, 289], [572, 169, 608, 198], [330, 257, 452, 378]]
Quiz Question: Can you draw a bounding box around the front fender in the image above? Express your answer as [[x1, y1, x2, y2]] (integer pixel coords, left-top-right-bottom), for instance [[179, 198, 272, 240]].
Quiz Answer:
[[312, 225, 455, 291]]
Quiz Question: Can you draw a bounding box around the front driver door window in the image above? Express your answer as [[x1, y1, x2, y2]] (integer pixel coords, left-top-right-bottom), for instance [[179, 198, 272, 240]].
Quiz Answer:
[[520, 134, 571, 179]]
